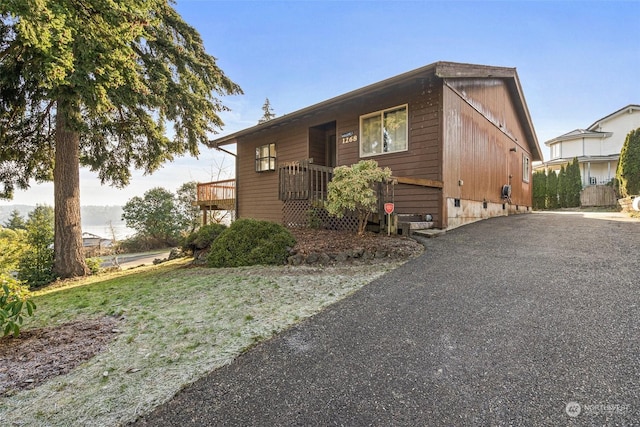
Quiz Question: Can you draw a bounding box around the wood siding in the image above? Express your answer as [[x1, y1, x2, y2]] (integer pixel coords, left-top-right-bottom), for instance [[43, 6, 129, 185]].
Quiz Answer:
[[236, 127, 308, 222], [337, 79, 443, 225], [442, 79, 533, 227], [235, 79, 445, 226], [232, 69, 534, 230]]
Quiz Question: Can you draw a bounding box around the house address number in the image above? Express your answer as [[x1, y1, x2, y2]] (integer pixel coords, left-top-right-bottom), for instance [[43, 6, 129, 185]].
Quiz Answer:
[[341, 131, 358, 144]]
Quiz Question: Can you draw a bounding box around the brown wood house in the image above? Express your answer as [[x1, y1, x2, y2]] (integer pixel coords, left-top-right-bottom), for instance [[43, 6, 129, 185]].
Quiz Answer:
[[198, 61, 542, 232]]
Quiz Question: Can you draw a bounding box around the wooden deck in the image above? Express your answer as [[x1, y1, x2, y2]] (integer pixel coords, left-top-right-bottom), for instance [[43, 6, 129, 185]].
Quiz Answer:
[[279, 160, 334, 202], [195, 179, 236, 210]]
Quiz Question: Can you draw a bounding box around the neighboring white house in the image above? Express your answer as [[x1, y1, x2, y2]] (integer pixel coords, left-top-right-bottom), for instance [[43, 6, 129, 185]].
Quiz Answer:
[[535, 104, 640, 186]]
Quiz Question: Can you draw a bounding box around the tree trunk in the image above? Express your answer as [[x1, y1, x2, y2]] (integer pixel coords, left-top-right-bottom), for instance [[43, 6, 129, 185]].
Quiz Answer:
[[54, 99, 89, 278]]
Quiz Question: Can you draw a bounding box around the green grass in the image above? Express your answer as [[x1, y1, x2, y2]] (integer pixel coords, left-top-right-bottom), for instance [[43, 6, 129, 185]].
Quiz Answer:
[[0, 258, 401, 426]]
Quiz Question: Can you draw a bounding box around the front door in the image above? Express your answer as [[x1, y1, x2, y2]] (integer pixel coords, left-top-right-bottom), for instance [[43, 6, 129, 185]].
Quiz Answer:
[[309, 121, 336, 167]]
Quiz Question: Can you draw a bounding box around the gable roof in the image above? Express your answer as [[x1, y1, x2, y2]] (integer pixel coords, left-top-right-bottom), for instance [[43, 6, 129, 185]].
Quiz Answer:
[[587, 104, 640, 131], [208, 61, 542, 161], [544, 128, 612, 146]]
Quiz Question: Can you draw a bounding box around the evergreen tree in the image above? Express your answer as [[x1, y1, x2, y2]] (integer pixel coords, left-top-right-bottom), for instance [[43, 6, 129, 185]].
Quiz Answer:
[[258, 98, 276, 124], [0, 1, 242, 278], [532, 170, 547, 209], [18, 205, 56, 288], [567, 157, 583, 207], [616, 128, 640, 197], [546, 169, 559, 209], [558, 166, 567, 208], [3, 209, 26, 230]]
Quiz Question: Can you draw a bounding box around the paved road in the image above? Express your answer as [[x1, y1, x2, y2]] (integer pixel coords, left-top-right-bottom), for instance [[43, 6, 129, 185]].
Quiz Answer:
[[100, 251, 172, 269], [133, 212, 640, 426]]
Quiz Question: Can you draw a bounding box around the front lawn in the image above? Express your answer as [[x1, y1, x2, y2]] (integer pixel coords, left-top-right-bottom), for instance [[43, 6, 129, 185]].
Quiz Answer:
[[0, 259, 400, 426]]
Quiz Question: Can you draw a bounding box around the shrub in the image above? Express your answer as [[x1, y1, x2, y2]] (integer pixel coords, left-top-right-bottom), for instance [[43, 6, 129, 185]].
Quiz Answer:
[[306, 202, 324, 230], [1, 276, 36, 337], [325, 160, 392, 235], [617, 128, 640, 197], [183, 223, 227, 252], [117, 234, 167, 253], [207, 219, 295, 268], [86, 257, 103, 275]]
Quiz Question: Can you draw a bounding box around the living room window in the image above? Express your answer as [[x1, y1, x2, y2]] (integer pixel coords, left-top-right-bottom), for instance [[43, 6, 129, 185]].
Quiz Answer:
[[256, 143, 276, 172], [360, 105, 408, 157]]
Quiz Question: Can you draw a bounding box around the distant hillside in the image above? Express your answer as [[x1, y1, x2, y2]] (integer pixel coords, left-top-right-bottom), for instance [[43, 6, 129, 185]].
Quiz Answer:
[[0, 205, 127, 228]]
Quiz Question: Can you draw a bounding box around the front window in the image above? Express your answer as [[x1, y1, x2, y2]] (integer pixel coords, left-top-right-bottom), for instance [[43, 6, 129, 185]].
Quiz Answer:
[[256, 143, 276, 172], [522, 154, 530, 182], [360, 105, 408, 157], [551, 143, 561, 159]]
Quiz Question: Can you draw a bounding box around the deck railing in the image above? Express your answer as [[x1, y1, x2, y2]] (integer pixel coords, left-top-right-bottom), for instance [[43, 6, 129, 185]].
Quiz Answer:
[[279, 159, 334, 202], [196, 179, 236, 206]]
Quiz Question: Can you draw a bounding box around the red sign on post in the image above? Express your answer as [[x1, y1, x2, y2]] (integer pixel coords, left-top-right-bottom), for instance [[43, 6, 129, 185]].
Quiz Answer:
[[384, 203, 395, 215]]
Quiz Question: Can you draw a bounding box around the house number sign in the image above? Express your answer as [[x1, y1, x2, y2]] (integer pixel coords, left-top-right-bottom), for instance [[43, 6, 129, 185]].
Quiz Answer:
[[341, 131, 358, 144]]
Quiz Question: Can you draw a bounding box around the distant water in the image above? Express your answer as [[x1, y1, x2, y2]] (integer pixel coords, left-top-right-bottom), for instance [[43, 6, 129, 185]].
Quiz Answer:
[[1, 204, 135, 240], [83, 224, 135, 241]]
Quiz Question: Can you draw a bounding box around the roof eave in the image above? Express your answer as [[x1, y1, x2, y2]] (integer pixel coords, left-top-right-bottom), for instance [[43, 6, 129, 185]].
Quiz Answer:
[[437, 63, 542, 161], [587, 104, 640, 130], [208, 61, 543, 162], [208, 62, 444, 148], [544, 131, 613, 146]]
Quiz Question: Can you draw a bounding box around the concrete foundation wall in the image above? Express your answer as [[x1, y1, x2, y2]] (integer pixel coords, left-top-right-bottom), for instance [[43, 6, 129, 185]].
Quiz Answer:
[[446, 198, 530, 230]]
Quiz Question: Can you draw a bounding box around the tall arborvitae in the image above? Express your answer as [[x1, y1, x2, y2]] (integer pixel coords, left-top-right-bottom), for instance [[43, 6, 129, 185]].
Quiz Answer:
[[546, 169, 559, 209], [558, 166, 567, 208], [532, 170, 547, 209], [567, 157, 583, 207], [616, 128, 640, 197]]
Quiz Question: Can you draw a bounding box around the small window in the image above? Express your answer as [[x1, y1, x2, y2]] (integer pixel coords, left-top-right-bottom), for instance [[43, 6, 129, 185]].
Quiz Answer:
[[522, 154, 530, 182], [360, 105, 408, 157], [256, 143, 276, 172], [551, 143, 561, 159]]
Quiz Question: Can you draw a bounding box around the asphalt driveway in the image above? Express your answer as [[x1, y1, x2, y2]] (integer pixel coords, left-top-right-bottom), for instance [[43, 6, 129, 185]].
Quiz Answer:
[[133, 211, 640, 426]]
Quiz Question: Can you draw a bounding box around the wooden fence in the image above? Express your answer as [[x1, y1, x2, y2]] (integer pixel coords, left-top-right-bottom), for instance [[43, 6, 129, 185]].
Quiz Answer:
[[580, 185, 616, 207]]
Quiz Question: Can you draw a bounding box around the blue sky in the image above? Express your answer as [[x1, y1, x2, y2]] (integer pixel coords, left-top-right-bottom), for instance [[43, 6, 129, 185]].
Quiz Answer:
[[2, 0, 639, 207]]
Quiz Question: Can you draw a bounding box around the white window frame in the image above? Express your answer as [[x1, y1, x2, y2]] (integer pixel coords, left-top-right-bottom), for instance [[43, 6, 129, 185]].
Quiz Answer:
[[522, 154, 530, 183], [359, 104, 409, 157], [255, 143, 276, 172]]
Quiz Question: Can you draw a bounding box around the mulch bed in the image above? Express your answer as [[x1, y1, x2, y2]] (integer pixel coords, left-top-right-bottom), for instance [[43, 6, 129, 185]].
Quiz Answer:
[[0, 317, 121, 397]]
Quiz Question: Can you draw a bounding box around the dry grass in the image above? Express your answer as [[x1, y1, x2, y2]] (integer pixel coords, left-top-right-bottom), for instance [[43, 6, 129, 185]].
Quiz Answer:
[[0, 259, 405, 426]]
